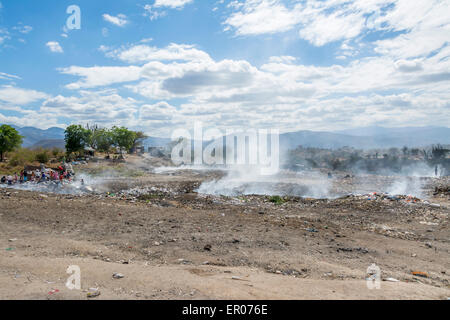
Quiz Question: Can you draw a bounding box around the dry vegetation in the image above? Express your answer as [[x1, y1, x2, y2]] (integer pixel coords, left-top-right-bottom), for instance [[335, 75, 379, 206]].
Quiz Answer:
[[0, 148, 64, 175]]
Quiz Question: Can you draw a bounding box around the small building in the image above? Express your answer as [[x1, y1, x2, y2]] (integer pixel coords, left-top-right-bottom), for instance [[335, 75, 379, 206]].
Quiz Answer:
[[148, 147, 166, 158], [84, 146, 95, 157]]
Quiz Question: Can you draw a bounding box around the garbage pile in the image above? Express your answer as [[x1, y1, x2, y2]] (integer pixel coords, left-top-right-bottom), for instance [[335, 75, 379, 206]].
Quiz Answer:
[[341, 192, 441, 207], [0, 163, 94, 195], [100, 186, 176, 202], [434, 186, 450, 197]]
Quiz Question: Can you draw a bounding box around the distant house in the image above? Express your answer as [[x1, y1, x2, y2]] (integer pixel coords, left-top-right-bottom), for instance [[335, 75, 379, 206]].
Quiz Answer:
[[131, 146, 145, 154], [148, 147, 166, 157], [84, 146, 95, 157]]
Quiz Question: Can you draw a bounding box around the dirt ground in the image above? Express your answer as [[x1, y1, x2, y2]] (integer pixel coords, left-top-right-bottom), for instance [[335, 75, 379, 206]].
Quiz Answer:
[[0, 165, 449, 300]]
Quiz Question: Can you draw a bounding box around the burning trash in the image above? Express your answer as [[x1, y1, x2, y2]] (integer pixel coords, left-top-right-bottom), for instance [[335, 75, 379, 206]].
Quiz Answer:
[[0, 162, 94, 195]]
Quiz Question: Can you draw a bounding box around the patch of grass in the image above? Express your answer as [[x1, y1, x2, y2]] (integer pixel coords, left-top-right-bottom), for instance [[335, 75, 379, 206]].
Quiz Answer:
[[79, 164, 145, 177], [269, 195, 286, 205], [0, 163, 24, 175]]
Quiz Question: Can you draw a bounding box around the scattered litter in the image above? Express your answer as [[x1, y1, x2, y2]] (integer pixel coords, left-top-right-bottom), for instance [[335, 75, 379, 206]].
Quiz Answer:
[[112, 273, 124, 279], [383, 277, 400, 282], [48, 289, 59, 295], [87, 288, 100, 298], [5, 248, 13, 251], [420, 221, 438, 226], [203, 244, 212, 251], [411, 271, 429, 278], [8, 239, 17, 242], [231, 276, 249, 282]]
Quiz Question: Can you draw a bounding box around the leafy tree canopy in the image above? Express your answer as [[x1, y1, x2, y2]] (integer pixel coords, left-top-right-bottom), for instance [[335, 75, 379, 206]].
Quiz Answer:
[[0, 124, 23, 161], [64, 124, 91, 154]]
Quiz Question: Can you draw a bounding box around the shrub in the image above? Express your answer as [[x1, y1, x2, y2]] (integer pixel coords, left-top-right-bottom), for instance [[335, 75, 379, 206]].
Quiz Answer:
[[35, 150, 49, 164], [8, 148, 35, 167], [269, 195, 285, 205]]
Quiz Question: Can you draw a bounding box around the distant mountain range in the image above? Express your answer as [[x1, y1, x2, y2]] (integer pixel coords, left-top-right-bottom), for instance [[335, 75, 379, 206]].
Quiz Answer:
[[11, 125, 65, 148], [7, 125, 450, 151], [281, 126, 450, 149]]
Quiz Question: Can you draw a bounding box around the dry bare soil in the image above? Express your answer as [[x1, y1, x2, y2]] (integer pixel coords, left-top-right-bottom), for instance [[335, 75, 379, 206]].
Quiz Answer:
[[0, 172, 449, 300]]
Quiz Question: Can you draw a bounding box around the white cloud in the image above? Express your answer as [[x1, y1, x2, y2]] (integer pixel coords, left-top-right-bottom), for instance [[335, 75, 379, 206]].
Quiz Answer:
[[106, 43, 212, 64], [153, 0, 193, 9], [13, 25, 33, 34], [143, 0, 192, 21], [103, 13, 128, 27], [142, 5, 167, 21], [140, 101, 177, 120], [0, 72, 21, 80], [224, 0, 303, 36], [224, 0, 450, 55], [60, 66, 142, 89], [0, 85, 49, 105], [46, 41, 63, 53], [0, 28, 11, 46], [0, 110, 60, 130], [372, 1, 450, 59], [268, 56, 297, 64], [40, 90, 138, 124], [394, 59, 423, 73], [58, 38, 450, 134]]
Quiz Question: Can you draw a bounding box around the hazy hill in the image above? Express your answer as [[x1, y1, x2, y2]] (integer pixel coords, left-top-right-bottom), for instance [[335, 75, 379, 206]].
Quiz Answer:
[[11, 125, 65, 148], [29, 139, 66, 150], [281, 127, 450, 149], [7, 125, 450, 151]]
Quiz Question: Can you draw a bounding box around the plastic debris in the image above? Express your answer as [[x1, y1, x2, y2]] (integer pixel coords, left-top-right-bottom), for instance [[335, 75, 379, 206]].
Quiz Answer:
[[87, 288, 100, 298], [112, 273, 124, 279], [383, 277, 400, 282], [411, 271, 429, 278]]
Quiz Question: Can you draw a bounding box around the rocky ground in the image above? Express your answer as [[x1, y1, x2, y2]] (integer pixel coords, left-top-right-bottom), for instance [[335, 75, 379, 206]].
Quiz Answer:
[[0, 165, 449, 300]]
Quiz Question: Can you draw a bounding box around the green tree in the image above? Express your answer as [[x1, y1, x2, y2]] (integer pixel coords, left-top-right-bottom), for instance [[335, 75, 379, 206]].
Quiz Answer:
[[0, 124, 23, 162], [93, 128, 113, 154], [111, 126, 137, 153], [64, 125, 91, 155]]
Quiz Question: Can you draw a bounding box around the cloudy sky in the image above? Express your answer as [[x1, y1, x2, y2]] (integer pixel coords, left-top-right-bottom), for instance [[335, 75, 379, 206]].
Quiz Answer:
[[0, 0, 449, 136]]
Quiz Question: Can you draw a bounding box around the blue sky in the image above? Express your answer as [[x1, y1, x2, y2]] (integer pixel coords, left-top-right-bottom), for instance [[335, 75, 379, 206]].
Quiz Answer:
[[0, 0, 449, 136]]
